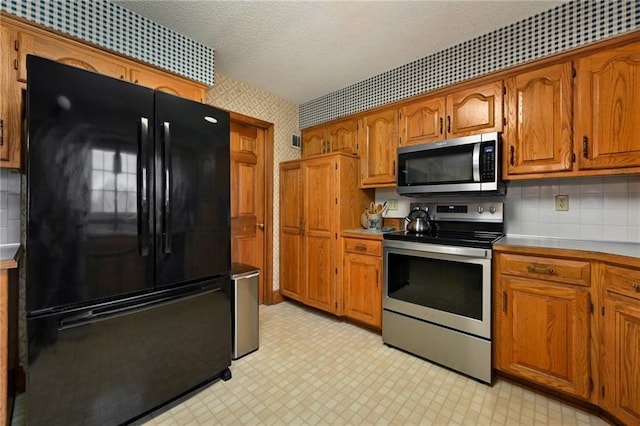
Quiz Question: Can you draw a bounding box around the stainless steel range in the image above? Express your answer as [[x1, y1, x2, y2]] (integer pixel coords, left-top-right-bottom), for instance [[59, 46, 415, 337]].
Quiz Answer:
[[382, 201, 504, 384]]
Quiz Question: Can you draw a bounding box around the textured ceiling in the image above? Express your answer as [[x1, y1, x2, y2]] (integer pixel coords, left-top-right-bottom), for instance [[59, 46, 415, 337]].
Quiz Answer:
[[113, 0, 566, 104]]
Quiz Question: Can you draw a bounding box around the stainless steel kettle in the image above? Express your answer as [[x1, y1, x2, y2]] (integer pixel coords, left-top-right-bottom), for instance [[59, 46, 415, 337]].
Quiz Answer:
[[405, 207, 431, 233]]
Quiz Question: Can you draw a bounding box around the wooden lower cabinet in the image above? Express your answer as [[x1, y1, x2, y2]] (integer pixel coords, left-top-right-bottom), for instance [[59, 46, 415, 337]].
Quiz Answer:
[[494, 245, 640, 425], [494, 251, 593, 399], [601, 263, 640, 425], [495, 274, 591, 398], [279, 154, 373, 315], [342, 237, 382, 328]]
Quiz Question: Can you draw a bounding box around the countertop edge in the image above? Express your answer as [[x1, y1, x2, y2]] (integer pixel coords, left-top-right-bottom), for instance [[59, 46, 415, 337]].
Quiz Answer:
[[494, 235, 640, 264], [0, 259, 18, 270]]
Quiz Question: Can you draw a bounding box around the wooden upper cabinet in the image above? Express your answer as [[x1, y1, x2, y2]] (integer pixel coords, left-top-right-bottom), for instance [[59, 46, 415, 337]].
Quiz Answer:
[[302, 127, 327, 157], [327, 118, 358, 154], [1, 25, 21, 168], [358, 107, 399, 187], [575, 40, 640, 170], [302, 118, 358, 158], [446, 80, 503, 138], [400, 97, 446, 146], [16, 30, 128, 82], [130, 67, 205, 103], [504, 63, 574, 177]]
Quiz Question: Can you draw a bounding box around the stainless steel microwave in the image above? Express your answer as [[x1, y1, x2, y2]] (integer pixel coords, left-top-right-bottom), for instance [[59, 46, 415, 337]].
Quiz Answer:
[[396, 132, 503, 196]]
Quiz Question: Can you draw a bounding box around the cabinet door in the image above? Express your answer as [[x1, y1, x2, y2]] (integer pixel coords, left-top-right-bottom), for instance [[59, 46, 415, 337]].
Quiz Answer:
[[302, 127, 327, 158], [446, 81, 503, 138], [327, 118, 358, 154], [400, 96, 446, 146], [279, 161, 304, 301], [497, 276, 591, 399], [343, 249, 382, 328], [130, 68, 204, 102], [0, 25, 21, 168], [575, 41, 640, 170], [504, 63, 573, 176], [359, 108, 399, 187], [303, 157, 338, 313], [16, 30, 128, 82], [602, 294, 640, 425]]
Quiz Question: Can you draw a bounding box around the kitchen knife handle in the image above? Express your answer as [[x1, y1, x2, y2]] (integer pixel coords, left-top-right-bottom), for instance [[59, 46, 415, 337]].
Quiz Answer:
[[162, 121, 172, 254], [137, 117, 150, 256]]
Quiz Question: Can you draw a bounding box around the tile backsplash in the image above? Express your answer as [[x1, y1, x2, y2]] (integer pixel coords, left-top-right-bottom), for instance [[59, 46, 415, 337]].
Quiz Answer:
[[504, 175, 640, 243], [0, 168, 21, 245], [376, 175, 640, 244]]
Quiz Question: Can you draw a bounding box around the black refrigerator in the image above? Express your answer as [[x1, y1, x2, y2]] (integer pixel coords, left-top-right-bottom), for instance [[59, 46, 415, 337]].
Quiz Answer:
[[25, 55, 232, 425]]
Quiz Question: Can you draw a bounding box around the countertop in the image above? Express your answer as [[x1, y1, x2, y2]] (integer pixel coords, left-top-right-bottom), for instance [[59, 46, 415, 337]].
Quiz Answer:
[[342, 228, 397, 240], [495, 235, 640, 260], [0, 243, 20, 269]]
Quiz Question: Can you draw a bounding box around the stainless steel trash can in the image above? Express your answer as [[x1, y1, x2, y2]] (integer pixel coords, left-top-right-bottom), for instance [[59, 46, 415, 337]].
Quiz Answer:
[[231, 263, 260, 360]]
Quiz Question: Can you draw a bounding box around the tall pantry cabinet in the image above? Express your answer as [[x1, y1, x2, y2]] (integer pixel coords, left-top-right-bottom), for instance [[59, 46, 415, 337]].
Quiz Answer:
[[279, 153, 373, 315]]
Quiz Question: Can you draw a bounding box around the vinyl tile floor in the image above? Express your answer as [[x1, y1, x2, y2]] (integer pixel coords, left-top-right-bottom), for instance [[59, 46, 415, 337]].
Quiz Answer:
[[12, 301, 608, 425], [142, 301, 606, 425]]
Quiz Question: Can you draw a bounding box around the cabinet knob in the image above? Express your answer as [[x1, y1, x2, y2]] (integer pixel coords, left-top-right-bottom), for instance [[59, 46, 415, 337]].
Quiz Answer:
[[632, 283, 640, 292], [256, 223, 265, 230]]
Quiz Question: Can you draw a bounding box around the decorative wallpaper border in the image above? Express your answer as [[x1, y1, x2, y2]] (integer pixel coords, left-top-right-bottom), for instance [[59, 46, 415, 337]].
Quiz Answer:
[[0, 0, 214, 85], [300, 0, 640, 129]]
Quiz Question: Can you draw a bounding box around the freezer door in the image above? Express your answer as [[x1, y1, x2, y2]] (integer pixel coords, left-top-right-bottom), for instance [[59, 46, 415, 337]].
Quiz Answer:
[[27, 280, 232, 426], [154, 91, 231, 287], [26, 55, 155, 313]]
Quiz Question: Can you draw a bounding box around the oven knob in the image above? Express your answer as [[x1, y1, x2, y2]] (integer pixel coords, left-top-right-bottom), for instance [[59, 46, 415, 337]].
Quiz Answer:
[[477, 206, 484, 214], [489, 205, 496, 214]]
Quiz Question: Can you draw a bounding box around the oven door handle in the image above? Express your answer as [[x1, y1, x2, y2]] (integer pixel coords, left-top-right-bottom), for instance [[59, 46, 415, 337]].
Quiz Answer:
[[472, 143, 481, 182]]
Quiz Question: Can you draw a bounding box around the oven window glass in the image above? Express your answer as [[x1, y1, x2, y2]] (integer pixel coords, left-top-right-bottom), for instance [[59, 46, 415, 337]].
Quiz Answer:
[[387, 253, 482, 320]]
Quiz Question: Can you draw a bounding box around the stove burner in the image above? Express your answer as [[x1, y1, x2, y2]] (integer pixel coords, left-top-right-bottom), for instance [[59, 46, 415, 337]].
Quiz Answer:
[[385, 201, 505, 250]]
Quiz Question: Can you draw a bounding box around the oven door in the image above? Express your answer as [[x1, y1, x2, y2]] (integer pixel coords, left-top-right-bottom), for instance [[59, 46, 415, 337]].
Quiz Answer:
[[383, 239, 492, 339]]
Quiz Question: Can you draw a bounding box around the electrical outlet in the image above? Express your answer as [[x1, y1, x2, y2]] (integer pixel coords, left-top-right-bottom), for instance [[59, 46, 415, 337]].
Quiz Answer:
[[555, 195, 569, 211], [387, 199, 398, 210]]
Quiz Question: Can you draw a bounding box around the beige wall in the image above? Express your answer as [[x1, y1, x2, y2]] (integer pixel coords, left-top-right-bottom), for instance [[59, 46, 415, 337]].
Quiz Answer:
[[206, 74, 300, 292]]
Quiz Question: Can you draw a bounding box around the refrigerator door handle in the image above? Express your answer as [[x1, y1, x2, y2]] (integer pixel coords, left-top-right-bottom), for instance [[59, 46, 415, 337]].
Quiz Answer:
[[138, 117, 151, 256], [162, 121, 172, 253]]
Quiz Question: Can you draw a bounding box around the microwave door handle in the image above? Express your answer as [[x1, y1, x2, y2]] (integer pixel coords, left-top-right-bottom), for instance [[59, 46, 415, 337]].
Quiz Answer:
[[472, 143, 481, 182]]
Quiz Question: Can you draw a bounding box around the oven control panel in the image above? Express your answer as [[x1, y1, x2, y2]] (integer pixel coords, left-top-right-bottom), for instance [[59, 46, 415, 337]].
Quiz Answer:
[[413, 202, 503, 223]]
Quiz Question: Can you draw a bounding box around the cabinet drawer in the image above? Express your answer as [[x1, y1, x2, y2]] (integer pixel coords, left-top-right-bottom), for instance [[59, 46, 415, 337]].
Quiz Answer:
[[499, 253, 590, 286], [602, 264, 640, 300], [343, 238, 381, 256]]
